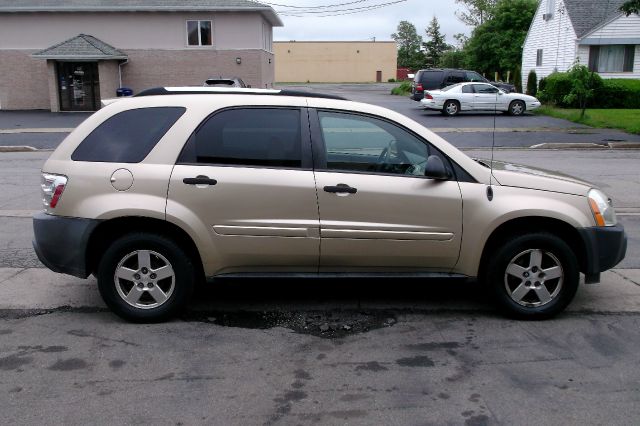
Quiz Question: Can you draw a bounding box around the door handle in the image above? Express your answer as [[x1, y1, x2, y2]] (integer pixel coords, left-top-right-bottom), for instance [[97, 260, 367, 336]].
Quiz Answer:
[[183, 175, 217, 186], [324, 184, 357, 194]]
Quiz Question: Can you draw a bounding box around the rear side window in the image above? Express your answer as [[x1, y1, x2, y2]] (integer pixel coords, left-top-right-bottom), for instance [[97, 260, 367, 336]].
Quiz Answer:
[[446, 72, 465, 85], [419, 71, 444, 89], [72, 107, 185, 163], [178, 108, 302, 168]]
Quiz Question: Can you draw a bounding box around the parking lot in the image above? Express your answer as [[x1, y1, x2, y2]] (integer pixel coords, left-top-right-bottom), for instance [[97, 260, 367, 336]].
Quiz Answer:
[[2, 84, 640, 424]]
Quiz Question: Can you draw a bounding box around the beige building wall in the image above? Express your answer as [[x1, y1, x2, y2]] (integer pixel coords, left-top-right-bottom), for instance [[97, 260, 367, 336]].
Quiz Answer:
[[0, 11, 276, 109], [274, 41, 397, 83], [0, 50, 50, 110], [121, 49, 274, 92], [0, 12, 270, 51]]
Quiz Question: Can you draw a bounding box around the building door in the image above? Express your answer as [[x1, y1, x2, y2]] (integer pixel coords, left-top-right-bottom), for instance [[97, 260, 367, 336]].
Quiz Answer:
[[376, 70, 382, 82], [57, 62, 100, 111]]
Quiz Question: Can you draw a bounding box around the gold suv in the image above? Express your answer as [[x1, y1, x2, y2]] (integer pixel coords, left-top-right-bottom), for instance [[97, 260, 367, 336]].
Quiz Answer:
[[33, 87, 627, 322]]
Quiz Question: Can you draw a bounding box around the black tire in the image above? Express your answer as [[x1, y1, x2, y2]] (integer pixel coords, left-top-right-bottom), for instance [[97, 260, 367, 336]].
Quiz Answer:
[[97, 233, 196, 323], [442, 100, 460, 116], [509, 100, 526, 116], [484, 232, 579, 320]]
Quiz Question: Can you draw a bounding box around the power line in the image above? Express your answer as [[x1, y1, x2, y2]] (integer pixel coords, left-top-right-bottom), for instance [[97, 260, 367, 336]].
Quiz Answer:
[[262, 0, 374, 9], [276, 0, 408, 16]]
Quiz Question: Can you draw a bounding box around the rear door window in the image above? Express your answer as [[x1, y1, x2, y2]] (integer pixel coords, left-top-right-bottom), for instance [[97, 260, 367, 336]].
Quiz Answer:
[[178, 108, 303, 168], [446, 72, 465, 85], [419, 71, 444, 89], [72, 107, 186, 163]]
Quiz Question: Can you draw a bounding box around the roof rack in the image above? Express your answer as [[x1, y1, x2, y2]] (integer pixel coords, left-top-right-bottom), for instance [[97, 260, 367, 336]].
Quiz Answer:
[[135, 87, 348, 101]]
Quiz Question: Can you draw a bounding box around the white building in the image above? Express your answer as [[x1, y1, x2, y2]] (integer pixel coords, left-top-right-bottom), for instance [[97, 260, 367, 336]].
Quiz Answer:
[[522, 0, 639, 91]]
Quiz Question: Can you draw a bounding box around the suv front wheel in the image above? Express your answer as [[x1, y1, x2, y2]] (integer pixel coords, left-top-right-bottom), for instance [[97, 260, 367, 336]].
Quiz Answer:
[[485, 233, 579, 319], [97, 233, 195, 322]]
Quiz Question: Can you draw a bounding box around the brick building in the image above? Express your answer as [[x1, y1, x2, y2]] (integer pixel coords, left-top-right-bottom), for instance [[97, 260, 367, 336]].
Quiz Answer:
[[0, 0, 281, 111]]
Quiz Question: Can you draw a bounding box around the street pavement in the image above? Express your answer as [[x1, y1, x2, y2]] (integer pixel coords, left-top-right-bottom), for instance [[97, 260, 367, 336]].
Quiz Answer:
[[2, 87, 640, 424]]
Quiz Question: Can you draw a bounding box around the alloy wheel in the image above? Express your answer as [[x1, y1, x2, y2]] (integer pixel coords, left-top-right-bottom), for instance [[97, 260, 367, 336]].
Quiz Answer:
[[503, 249, 564, 308], [113, 250, 175, 309]]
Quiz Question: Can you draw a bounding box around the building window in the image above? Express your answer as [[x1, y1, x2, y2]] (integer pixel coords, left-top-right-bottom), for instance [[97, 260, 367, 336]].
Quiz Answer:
[[543, 0, 555, 20], [187, 20, 212, 46], [536, 49, 543, 66], [589, 45, 635, 72]]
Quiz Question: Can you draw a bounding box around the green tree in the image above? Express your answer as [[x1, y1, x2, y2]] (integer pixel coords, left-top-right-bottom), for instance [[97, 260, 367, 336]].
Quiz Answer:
[[463, 0, 537, 77], [563, 63, 602, 119], [455, 0, 498, 27], [391, 21, 425, 70], [423, 17, 449, 68], [620, 0, 640, 15]]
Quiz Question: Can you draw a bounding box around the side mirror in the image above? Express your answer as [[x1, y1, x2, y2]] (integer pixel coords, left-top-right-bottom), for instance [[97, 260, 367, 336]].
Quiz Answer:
[[424, 155, 451, 180]]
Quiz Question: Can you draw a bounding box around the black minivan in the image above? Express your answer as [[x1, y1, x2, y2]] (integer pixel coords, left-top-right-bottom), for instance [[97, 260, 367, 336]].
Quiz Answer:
[[411, 69, 516, 101]]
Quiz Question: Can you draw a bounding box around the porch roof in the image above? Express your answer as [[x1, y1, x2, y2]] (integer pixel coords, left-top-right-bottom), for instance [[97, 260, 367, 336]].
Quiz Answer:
[[31, 34, 128, 60]]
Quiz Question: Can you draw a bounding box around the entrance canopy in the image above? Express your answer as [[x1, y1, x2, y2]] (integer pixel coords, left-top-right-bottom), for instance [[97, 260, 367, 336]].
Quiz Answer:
[[31, 33, 127, 61]]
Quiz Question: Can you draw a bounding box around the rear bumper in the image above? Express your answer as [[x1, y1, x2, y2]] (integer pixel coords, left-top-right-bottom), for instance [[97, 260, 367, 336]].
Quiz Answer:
[[577, 224, 627, 283], [411, 92, 423, 101], [32, 212, 101, 278]]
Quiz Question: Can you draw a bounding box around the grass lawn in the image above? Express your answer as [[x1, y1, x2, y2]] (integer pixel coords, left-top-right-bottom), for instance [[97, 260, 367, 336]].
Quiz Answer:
[[536, 106, 640, 135]]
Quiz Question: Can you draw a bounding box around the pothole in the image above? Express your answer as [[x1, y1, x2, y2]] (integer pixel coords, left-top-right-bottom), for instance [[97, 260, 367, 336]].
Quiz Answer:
[[181, 310, 397, 338]]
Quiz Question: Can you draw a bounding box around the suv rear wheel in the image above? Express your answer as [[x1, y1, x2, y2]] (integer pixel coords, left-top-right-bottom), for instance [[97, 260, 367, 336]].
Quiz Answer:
[[485, 233, 579, 319], [97, 233, 195, 322]]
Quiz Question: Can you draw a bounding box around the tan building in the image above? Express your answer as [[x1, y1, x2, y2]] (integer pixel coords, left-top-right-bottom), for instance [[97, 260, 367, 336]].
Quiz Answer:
[[0, 0, 281, 111], [274, 41, 397, 83]]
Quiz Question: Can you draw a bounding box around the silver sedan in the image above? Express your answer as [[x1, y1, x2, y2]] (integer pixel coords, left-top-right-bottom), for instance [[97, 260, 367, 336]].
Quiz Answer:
[[420, 82, 541, 116]]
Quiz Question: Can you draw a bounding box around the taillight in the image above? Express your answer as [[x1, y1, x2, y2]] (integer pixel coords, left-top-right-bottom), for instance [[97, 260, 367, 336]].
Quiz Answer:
[[41, 173, 68, 209], [416, 84, 424, 91], [424, 93, 433, 100]]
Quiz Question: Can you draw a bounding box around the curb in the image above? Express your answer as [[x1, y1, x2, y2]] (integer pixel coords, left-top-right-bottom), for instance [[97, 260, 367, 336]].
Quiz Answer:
[[0, 145, 39, 152], [530, 142, 640, 150]]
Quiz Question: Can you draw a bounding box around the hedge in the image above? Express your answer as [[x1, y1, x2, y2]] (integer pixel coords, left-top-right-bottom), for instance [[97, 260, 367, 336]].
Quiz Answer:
[[538, 73, 640, 108]]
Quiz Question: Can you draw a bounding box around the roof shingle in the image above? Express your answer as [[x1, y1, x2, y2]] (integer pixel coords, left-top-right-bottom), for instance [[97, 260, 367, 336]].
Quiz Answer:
[[563, 0, 627, 37], [31, 34, 128, 60]]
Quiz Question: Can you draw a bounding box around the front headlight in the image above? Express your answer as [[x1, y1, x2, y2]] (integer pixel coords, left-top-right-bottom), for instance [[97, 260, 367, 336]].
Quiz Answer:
[[588, 189, 617, 227]]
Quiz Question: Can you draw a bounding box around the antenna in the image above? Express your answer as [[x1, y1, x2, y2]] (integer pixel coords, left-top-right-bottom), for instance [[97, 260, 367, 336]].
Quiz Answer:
[[487, 85, 497, 201]]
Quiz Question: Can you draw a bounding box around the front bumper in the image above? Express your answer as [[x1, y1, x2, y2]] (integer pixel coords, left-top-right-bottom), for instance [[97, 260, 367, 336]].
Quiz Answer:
[[32, 212, 101, 278], [577, 224, 627, 283], [528, 101, 541, 111]]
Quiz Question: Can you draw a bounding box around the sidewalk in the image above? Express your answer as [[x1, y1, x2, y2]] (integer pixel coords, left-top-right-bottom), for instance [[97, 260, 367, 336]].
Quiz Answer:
[[1, 267, 638, 313]]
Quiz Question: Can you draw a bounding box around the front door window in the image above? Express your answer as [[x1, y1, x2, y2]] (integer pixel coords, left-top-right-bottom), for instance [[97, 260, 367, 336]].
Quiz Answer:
[[57, 62, 100, 111]]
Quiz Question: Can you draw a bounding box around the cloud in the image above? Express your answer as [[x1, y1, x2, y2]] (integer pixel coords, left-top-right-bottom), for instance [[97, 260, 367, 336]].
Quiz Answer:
[[272, 0, 471, 44]]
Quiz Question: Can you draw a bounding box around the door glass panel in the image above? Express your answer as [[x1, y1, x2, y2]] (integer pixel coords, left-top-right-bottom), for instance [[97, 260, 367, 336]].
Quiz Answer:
[[179, 108, 302, 168], [57, 62, 100, 111], [318, 111, 431, 176], [473, 84, 499, 94]]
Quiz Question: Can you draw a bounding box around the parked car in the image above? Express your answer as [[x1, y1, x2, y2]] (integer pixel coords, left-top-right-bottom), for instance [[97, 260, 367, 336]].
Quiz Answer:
[[420, 82, 541, 116], [33, 87, 626, 322], [203, 77, 246, 87], [411, 69, 516, 101]]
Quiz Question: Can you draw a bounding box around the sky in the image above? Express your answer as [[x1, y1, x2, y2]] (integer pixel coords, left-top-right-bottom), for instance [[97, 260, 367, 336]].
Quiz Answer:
[[269, 0, 472, 44]]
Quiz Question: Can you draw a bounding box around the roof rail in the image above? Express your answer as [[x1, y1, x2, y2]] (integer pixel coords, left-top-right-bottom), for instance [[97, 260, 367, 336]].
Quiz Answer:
[[134, 87, 348, 101]]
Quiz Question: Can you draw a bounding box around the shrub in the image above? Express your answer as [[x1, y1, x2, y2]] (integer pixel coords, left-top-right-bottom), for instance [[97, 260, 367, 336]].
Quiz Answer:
[[526, 70, 537, 96], [391, 80, 412, 95], [538, 77, 547, 92], [537, 72, 574, 105], [596, 79, 640, 109], [388, 78, 396, 83]]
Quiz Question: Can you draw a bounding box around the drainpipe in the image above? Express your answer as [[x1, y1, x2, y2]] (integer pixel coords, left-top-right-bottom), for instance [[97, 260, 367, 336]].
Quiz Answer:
[[118, 58, 129, 88]]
